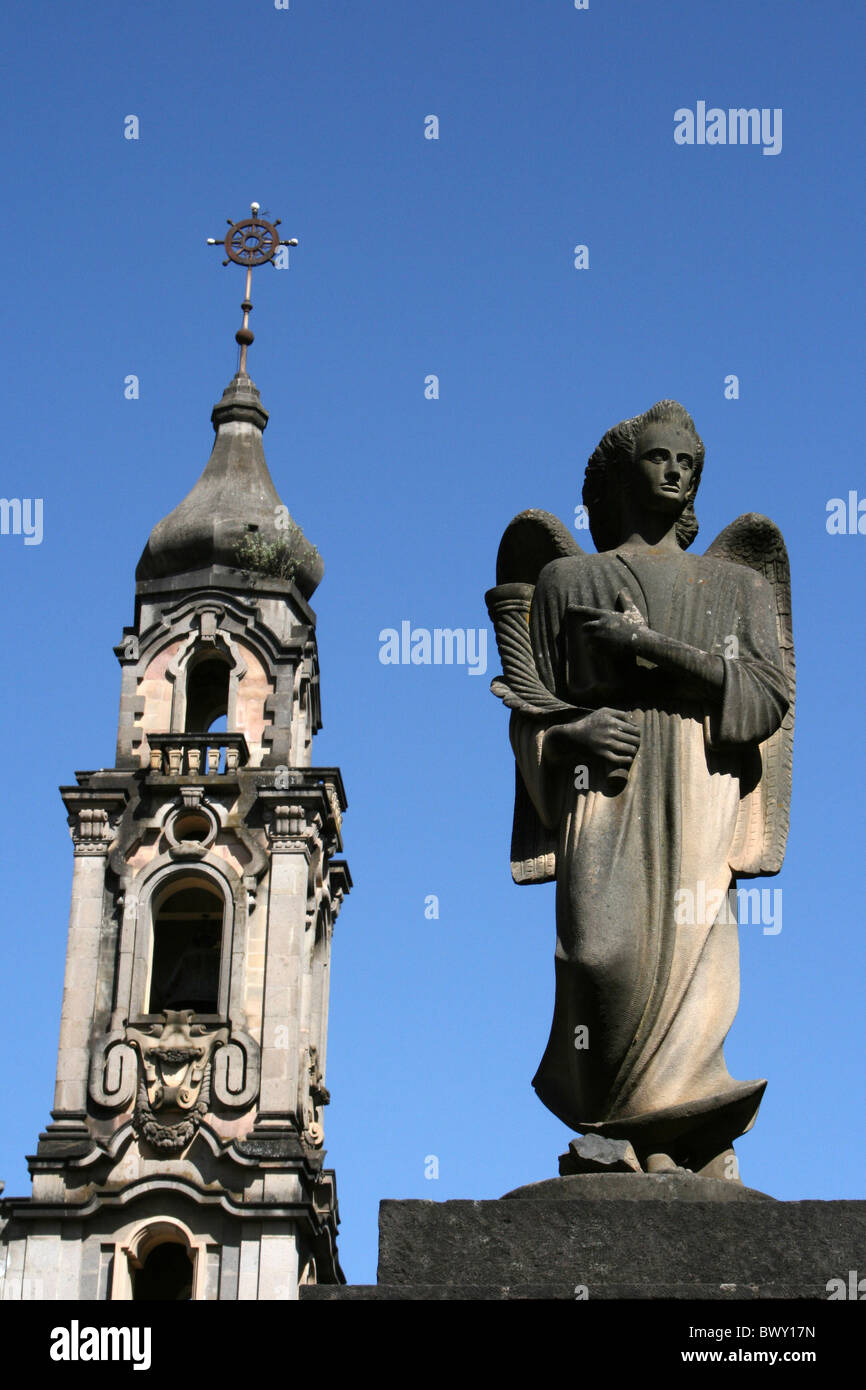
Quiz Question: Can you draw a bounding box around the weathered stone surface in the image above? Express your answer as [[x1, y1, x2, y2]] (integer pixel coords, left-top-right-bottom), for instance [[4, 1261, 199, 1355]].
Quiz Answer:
[[302, 1280, 807, 1301], [486, 403, 795, 1173], [558, 1133, 641, 1175], [136, 373, 323, 597], [505, 1172, 772, 1202], [302, 1195, 866, 1300]]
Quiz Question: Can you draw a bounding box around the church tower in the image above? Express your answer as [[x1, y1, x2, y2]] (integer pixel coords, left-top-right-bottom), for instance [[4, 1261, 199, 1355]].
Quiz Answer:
[[0, 208, 350, 1300]]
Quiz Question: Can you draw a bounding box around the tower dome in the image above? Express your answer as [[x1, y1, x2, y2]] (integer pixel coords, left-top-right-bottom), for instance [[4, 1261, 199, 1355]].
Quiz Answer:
[[135, 370, 323, 599]]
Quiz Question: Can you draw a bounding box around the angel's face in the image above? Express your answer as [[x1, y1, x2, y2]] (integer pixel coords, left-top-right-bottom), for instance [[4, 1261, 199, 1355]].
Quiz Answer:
[[627, 422, 697, 519]]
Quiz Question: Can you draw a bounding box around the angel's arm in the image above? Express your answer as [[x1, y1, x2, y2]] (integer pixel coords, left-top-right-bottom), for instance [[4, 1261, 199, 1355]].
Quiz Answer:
[[633, 626, 726, 697], [705, 569, 789, 747], [521, 567, 641, 792], [573, 597, 727, 701], [575, 568, 789, 736]]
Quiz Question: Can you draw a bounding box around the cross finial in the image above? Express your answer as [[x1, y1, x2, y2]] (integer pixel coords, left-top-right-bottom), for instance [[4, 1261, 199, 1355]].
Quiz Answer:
[[207, 203, 299, 375]]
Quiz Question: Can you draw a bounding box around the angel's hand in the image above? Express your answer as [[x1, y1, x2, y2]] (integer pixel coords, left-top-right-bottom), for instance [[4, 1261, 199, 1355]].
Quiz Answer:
[[572, 592, 649, 655], [543, 708, 640, 772]]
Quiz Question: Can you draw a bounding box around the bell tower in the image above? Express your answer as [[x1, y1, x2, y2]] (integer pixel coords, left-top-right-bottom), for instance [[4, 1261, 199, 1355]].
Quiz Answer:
[[0, 207, 351, 1300]]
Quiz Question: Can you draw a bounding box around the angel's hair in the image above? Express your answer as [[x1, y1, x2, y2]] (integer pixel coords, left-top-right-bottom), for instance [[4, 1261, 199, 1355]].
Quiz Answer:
[[582, 400, 705, 553]]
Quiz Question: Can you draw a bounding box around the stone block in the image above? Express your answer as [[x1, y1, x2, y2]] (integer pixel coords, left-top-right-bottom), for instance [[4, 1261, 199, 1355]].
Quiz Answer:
[[558, 1134, 641, 1175], [303, 1182, 866, 1300]]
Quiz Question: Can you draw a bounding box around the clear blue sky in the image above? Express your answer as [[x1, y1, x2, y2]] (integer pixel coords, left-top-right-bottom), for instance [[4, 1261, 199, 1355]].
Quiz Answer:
[[0, 1, 863, 1285]]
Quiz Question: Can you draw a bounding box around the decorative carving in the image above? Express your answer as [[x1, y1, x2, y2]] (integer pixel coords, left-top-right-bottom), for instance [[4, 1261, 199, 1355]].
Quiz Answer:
[[91, 1013, 260, 1125], [71, 807, 113, 855], [126, 1010, 228, 1154], [147, 733, 249, 777], [211, 1028, 262, 1109], [165, 796, 218, 858], [199, 608, 223, 643], [308, 1045, 330, 1108], [324, 780, 343, 835], [304, 1044, 329, 1149], [88, 1033, 137, 1109], [133, 1071, 211, 1153], [267, 802, 307, 850]]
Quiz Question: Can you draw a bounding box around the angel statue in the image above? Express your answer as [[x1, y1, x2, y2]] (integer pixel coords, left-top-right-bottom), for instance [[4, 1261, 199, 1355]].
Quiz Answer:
[[486, 400, 794, 1181]]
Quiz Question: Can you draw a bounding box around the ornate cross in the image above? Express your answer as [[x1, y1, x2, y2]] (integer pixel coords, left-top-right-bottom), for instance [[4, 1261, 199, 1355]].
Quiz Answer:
[[207, 202, 299, 375]]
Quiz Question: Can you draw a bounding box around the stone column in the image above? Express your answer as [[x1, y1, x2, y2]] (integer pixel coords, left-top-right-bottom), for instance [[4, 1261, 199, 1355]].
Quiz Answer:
[[311, 922, 331, 1082], [257, 1228, 299, 1301], [51, 811, 111, 1125], [255, 805, 311, 1129], [113, 634, 144, 769]]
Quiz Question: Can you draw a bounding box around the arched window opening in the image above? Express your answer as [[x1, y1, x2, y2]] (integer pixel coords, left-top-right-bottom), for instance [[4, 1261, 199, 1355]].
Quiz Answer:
[[185, 655, 230, 734], [131, 1242, 193, 1302], [148, 881, 223, 1015]]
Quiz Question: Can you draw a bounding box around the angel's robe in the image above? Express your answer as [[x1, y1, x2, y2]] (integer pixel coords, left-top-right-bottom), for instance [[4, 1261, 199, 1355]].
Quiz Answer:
[[511, 547, 789, 1162]]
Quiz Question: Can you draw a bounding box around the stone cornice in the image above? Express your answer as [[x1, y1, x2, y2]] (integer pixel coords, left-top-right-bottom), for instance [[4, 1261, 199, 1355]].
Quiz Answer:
[[133, 567, 318, 626], [59, 787, 129, 855], [2, 1171, 341, 1237], [256, 770, 347, 855]]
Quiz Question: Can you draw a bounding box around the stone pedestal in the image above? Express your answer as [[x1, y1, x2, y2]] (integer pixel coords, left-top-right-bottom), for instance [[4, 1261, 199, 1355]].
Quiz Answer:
[[302, 1175, 866, 1300]]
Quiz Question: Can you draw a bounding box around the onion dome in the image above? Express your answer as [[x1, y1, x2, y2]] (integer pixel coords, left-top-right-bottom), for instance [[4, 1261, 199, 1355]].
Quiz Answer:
[[135, 371, 323, 599]]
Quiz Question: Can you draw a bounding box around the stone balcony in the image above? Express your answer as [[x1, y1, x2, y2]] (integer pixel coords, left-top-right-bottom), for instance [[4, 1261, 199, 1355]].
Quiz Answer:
[[146, 732, 250, 776]]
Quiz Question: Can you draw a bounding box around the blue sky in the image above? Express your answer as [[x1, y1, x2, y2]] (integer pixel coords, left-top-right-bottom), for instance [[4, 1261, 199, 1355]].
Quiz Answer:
[[0, 1, 863, 1285]]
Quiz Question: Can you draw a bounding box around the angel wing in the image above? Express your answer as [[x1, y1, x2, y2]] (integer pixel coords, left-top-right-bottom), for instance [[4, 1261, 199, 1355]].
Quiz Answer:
[[704, 513, 795, 875], [485, 510, 585, 884]]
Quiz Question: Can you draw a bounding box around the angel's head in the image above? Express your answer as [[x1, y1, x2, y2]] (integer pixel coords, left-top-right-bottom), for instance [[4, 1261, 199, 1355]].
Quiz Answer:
[[583, 400, 704, 552]]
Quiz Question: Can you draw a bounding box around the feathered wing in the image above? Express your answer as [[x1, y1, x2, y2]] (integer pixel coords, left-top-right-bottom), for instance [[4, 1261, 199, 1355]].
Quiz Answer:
[[705, 513, 795, 874], [486, 510, 585, 884]]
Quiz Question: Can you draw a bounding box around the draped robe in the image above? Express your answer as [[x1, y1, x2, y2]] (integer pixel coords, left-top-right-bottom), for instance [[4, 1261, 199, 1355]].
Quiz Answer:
[[511, 548, 789, 1162]]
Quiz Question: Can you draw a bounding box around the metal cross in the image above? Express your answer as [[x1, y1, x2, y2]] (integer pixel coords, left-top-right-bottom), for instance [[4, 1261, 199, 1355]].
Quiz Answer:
[[207, 202, 299, 375]]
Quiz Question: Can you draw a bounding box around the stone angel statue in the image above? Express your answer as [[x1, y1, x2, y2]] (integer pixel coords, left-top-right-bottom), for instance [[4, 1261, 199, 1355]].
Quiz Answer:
[[486, 401, 794, 1181]]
